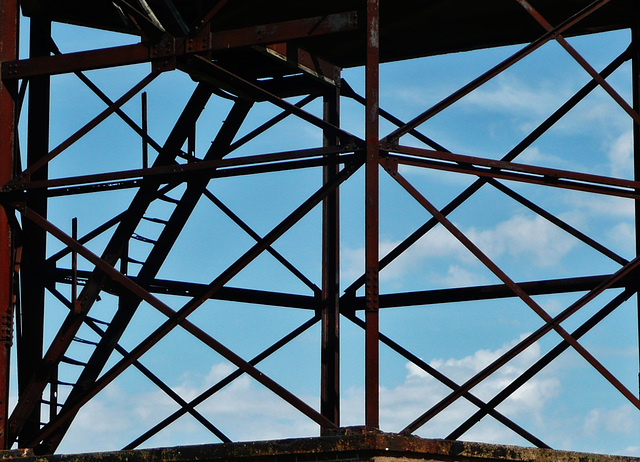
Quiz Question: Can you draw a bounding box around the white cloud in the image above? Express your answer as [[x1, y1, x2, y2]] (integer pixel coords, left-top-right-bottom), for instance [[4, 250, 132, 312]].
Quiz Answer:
[[465, 214, 577, 268], [606, 130, 633, 178], [457, 73, 629, 138], [343, 213, 577, 291], [568, 194, 633, 219], [435, 265, 486, 288], [606, 221, 634, 254], [518, 147, 572, 169], [583, 406, 636, 436], [58, 335, 560, 453], [56, 335, 640, 457], [375, 335, 560, 440], [624, 446, 640, 457], [59, 365, 320, 454], [462, 75, 564, 118]]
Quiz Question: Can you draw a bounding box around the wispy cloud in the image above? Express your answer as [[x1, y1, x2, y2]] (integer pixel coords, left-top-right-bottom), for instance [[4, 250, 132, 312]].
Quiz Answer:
[[343, 213, 577, 291], [461, 75, 565, 119], [606, 130, 633, 179], [59, 336, 559, 453]]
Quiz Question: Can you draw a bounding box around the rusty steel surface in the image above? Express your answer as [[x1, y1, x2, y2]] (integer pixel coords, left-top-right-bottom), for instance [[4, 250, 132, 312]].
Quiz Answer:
[[0, 0, 18, 449], [0, 0, 640, 456]]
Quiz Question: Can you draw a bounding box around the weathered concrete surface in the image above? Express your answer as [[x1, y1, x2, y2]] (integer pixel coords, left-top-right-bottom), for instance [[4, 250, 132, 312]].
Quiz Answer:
[[1, 432, 638, 462]]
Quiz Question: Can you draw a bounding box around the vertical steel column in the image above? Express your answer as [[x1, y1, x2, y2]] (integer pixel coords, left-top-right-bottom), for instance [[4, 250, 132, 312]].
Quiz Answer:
[[0, 0, 18, 448], [633, 24, 640, 398], [18, 17, 52, 446], [321, 84, 341, 432], [364, 0, 380, 430]]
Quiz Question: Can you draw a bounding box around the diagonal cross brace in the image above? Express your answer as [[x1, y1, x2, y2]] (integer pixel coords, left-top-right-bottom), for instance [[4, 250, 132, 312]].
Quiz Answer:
[[381, 161, 640, 434], [39, 100, 255, 453], [19, 158, 361, 447]]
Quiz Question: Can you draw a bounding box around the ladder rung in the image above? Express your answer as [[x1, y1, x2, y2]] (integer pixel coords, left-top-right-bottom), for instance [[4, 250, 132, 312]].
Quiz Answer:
[[143, 216, 169, 225], [176, 150, 196, 161], [127, 256, 145, 265], [61, 356, 87, 366], [55, 380, 75, 387], [85, 316, 110, 326], [40, 400, 64, 408], [132, 233, 157, 244], [158, 194, 180, 204], [72, 337, 99, 346]]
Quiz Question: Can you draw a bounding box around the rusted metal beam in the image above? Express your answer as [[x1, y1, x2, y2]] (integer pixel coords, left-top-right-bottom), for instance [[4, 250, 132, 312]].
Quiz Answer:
[[13, 146, 356, 194], [343, 274, 629, 309], [2, 43, 151, 80], [633, 22, 640, 399], [631, 17, 640, 396], [210, 12, 360, 50], [52, 270, 317, 309], [262, 44, 341, 86], [193, 0, 229, 33], [0, 0, 18, 449], [364, 0, 380, 431], [321, 85, 341, 432], [384, 147, 640, 199], [16, 16, 51, 447], [1, 12, 360, 80]]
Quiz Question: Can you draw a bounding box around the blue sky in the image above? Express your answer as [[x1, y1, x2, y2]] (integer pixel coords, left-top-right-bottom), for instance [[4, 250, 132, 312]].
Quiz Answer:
[[12, 15, 640, 457]]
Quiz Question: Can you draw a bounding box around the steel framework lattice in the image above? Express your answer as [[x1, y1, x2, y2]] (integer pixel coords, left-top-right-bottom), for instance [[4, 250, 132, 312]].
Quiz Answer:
[[0, 0, 640, 455]]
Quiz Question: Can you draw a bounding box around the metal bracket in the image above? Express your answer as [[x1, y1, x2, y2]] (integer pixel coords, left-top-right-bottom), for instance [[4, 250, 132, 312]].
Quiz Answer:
[[150, 34, 176, 72]]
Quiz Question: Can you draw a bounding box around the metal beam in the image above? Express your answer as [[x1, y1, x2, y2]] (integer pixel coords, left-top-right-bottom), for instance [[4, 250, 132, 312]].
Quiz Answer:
[[321, 84, 341, 431], [384, 147, 640, 199], [364, 0, 380, 431], [1, 12, 360, 80], [0, 0, 18, 449], [17, 16, 51, 446], [633, 22, 640, 399]]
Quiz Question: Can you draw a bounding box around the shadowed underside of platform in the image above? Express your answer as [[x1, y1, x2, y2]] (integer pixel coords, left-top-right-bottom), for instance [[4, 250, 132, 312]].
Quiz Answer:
[[19, 0, 638, 65]]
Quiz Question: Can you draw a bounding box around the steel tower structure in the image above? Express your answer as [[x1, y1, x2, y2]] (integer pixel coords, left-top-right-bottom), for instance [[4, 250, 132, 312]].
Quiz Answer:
[[0, 0, 640, 455]]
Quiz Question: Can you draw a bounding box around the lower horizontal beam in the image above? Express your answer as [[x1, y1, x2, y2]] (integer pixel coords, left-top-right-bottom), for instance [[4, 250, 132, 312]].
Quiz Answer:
[[52, 270, 317, 309], [344, 274, 627, 309], [52, 271, 625, 311]]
